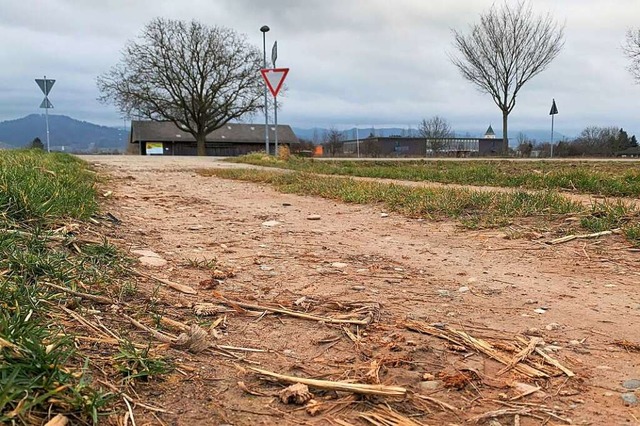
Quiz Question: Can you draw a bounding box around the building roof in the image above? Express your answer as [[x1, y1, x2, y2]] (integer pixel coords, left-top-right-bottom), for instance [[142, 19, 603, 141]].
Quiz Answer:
[[130, 121, 298, 144], [484, 125, 495, 137]]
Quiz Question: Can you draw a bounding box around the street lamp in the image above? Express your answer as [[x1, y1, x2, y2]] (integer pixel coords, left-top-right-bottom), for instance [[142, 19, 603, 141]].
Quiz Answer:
[[260, 25, 270, 154]]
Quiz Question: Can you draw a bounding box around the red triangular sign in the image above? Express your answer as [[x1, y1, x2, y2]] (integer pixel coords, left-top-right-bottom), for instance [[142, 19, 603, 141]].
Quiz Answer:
[[261, 68, 289, 97]]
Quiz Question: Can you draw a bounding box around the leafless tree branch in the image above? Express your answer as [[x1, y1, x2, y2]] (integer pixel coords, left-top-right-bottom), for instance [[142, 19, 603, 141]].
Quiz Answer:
[[97, 18, 263, 155], [450, 1, 564, 154], [623, 28, 640, 83], [419, 116, 454, 155]]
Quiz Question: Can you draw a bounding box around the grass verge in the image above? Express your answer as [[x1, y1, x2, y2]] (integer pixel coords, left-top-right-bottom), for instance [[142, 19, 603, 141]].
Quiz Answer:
[[230, 153, 640, 197], [0, 150, 169, 424], [197, 167, 640, 247]]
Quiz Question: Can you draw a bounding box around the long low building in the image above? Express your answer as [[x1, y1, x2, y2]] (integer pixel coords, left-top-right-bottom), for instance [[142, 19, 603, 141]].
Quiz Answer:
[[129, 120, 298, 156], [341, 136, 502, 157]]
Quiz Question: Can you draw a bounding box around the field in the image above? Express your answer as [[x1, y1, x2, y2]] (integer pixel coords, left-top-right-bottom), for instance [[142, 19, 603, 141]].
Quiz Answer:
[[3, 153, 639, 425], [233, 154, 640, 197]]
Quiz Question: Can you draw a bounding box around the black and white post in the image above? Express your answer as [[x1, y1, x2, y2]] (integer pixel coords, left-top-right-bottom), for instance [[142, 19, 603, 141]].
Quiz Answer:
[[260, 25, 270, 154], [549, 99, 558, 158], [36, 76, 55, 153]]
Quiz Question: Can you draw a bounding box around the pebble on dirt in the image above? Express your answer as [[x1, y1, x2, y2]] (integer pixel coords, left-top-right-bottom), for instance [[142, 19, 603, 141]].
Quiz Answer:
[[419, 380, 442, 391], [261, 220, 281, 227], [621, 393, 638, 406], [622, 379, 640, 390], [307, 214, 322, 220], [132, 249, 168, 267]]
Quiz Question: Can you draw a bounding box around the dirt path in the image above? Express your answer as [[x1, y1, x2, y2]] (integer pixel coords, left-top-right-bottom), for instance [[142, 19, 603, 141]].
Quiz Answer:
[[85, 156, 640, 425]]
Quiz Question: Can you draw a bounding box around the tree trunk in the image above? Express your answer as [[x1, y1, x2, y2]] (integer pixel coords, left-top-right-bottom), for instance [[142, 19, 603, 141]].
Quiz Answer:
[[502, 110, 509, 155], [197, 133, 206, 156]]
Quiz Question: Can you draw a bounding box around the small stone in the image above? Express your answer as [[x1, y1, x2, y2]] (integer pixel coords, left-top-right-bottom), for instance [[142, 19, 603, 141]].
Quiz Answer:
[[458, 286, 470, 293], [282, 203, 292, 206], [604, 284, 616, 288], [526, 328, 542, 336], [545, 323, 561, 331], [437, 290, 451, 297], [307, 215, 321, 220], [534, 308, 547, 314], [261, 220, 281, 227], [132, 249, 162, 258], [331, 262, 348, 269], [621, 393, 638, 406], [380, 213, 389, 218], [525, 299, 536, 305], [259, 265, 274, 271], [139, 256, 168, 267], [422, 373, 435, 380], [467, 277, 477, 284], [569, 340, 581, 346], [418, 380, 442, 391], [352, 286, 366, 291], [622, 379, 640, 390], [603, 392, 614, 397]]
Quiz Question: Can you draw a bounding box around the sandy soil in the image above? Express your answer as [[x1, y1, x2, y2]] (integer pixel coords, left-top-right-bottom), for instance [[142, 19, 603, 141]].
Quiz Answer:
[[82, 156, 640, 425]]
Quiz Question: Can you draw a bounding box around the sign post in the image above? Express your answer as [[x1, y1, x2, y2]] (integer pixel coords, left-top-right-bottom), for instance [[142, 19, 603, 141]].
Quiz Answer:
[[35, 76, 55, 152], [272, 41, 278, 155], [260, 68, 289, 156], [549, 99, 558, 159]]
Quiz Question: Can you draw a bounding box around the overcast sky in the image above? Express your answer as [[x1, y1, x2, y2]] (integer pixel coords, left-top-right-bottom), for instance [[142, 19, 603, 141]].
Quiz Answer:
[[1, 0, 638, 138]]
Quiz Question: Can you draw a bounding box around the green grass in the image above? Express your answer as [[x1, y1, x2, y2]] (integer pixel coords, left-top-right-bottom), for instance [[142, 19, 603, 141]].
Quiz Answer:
[[198, 168, 640, 246], [0, 150, 97, 225], [230, 154, 640, 197], [0, 150, 150, 424], [197, 168, 581, 227]]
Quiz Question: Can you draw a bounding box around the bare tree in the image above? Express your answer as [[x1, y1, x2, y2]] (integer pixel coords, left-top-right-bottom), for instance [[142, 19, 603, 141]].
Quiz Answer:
[[419, 116, 453, 156], [623, 28, 640, 83], [516, 132, 533, 157], [450, 1, 564, 154], [323, 129, 343, 157], [97, 18, 263, 156]]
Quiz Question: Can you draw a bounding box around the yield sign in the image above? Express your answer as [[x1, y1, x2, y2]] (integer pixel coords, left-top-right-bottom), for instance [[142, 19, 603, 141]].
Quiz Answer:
[[549, 99, 558, 115], [261, 68, 289, 97]]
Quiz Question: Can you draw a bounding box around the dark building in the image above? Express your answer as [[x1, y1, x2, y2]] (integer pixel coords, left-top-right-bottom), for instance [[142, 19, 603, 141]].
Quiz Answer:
[[129, 121, 298, 156], [341, 136, 502, 158]]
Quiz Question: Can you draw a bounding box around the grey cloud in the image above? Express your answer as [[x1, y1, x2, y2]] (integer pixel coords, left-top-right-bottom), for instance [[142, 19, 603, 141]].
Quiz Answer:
[[0, 0, 638, 138]]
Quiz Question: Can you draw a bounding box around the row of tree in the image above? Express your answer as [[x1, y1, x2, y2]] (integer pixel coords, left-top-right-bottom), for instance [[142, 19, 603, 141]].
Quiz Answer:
[[516, 127, 638, 157]]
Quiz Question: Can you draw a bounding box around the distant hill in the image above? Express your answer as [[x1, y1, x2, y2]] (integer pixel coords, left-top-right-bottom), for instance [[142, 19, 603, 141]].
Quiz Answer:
[[0, 114, 127, 152], [292, 127, 568, 147]]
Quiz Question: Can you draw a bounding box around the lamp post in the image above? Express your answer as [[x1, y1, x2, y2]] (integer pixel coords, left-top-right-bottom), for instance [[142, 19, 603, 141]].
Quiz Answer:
[[260, 25, 270, 154]]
